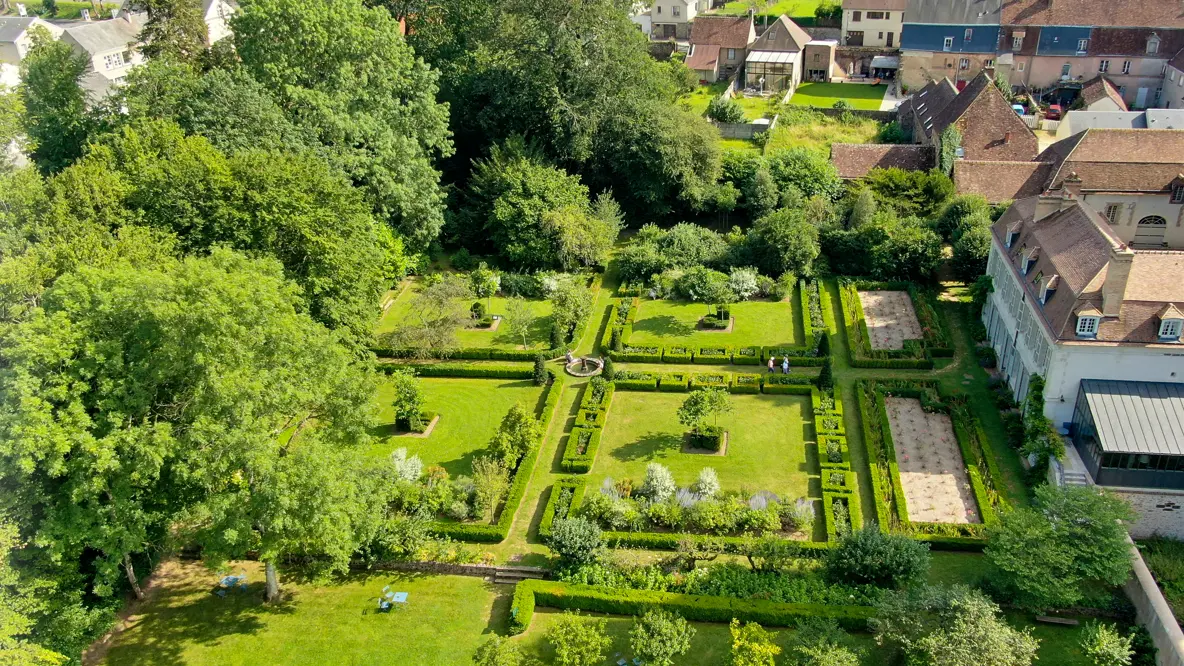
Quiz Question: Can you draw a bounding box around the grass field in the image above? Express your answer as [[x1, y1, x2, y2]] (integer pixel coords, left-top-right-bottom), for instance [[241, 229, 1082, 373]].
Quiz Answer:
[[1, 0, 120, 19], [786, 83, 888, 110], [592, 392, 813, 499], [712, 0, 824, 19], [718, 138, 762, 154], [680, 82, 730, 117], [763, 108, 885, 155], [375, 280, 554, 350], [371, 377, 543, 475], [626, 298, 803, 349], [98, 561, 509, 666]]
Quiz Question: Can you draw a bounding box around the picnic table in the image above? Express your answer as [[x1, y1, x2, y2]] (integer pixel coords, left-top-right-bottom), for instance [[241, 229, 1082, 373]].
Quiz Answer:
[[214, 573, 247, 597]]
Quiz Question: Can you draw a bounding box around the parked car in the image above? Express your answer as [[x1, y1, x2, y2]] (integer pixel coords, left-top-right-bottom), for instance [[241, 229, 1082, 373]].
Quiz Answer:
[[1045, 104, 1063, 120], [1011, 104, 1025, 115]]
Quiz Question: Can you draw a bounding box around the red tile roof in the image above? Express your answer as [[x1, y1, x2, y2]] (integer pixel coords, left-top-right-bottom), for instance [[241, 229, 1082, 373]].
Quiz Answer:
[[1001, 0, 1184, 28], [690, 16, 755, 49], [830, 144, 936, 178], [954, 160, 1053, 202], [1080, 76, 1128, 111], [685, 43, 721, 71]]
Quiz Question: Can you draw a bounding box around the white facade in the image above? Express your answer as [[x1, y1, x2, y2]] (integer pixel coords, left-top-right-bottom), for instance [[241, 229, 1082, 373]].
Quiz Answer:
[[1084, 193, 1184, 248], [982, 238, 1184, 427], [650, 0, 706, 40], [1165, 64, 1184, 110], [203, 0, 236, 45], [841, 8, 902, 48]]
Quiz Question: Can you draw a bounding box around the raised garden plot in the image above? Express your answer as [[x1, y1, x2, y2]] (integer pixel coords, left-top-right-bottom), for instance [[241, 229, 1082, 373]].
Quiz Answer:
[[886, 397, 979, 525], [857, 290, 923, 350], [370, 377, 543, 477]]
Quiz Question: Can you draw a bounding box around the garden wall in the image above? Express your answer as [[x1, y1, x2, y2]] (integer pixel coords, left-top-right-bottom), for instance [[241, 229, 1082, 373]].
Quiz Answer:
[[1123, 537, 1184, 666], [714, 115, 778, 139], [1113, 487, 1184, 540]]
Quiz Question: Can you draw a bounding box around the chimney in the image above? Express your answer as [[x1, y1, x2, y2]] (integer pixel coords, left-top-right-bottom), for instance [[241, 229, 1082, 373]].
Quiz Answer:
[[1062, 171, 1082, 199], [1035, 191, 1063, 221], [1101, 245, 1135, 317]]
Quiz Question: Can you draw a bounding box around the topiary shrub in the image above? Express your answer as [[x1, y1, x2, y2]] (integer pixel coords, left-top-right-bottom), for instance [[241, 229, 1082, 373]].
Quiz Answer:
[[471, 301, 487, 320], [825, 529, 931, 589], [534, 353, 549, 386], [603, 356, 615, 381]]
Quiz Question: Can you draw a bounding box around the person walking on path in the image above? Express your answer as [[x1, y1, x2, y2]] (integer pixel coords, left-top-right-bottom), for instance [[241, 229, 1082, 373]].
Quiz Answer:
[[781, 357, 790, 374], [767, 357, 775, 373]]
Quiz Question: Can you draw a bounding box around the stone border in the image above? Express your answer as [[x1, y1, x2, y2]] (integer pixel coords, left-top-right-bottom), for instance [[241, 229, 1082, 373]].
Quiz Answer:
[[470, 317, 502, 332], [697, 316, 735, 333], [1124, 536, 1184, 665]]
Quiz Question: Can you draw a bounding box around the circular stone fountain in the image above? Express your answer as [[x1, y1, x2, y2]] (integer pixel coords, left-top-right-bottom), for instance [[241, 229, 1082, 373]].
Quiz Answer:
[[564, 356, 604, 378]]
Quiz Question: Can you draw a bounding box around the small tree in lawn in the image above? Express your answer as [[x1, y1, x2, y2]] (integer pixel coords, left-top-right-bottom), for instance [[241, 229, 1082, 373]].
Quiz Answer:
[[678, 388, 733, 450], [506, 296, 538, 349], [789, 617, 861, 666], [1080, 621, 1134, 666], [391, 273, 472, 359], [388, 368, 425, 431], [825, 528, 930, 589], [547, 517, 602, 565], [602, 356, 615, 380], [489, 403, 541, 468], [471, 456, 510, 523], [630, 609, 695, 666], [470, 263, 500, 314], [729, 618, 781, 666], [547, 611, 611, 666], [473, 635, 539, 666], [551, 278, 593, 346], [707, 95, 745, 123]]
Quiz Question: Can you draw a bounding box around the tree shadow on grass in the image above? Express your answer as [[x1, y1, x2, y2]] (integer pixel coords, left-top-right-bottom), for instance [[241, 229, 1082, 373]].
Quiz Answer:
[[630, 314, 695, 339], [610, 431, 683, 463], [492, 314, 555, 348]]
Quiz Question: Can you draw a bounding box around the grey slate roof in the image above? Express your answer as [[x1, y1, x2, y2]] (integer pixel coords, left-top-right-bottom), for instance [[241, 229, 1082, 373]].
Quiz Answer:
[[0, 17, 38, 43], [63, 17, 138, 55], [904, 0, 1002, 24], [1081, 380, 1184, 456]]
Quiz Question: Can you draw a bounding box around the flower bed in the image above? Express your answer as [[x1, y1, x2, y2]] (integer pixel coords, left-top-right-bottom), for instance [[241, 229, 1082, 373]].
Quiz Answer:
[[837, 279, 952, 369]]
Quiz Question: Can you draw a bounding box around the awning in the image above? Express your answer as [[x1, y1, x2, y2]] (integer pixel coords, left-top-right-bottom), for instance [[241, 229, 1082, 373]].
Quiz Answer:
[[870, 55, 900, 69], [746, 50, 797, 64]]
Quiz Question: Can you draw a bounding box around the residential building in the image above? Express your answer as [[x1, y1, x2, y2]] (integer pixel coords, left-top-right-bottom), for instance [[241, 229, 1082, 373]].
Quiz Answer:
[[982, 190, 1184, 535], [630, 2, 653, 37], [803, 40, 840, 82], [897, 0, 1002, 90], [1164, 48, 1184, 109], [60, 16, 144, 98], [688, 15, 755, 83], [650, 0, 708, 40], [897, 71, 1037, 161], [956, 129, 1184, 243], [829, 143, 935, 178], [0, 17, 63, 87], [117, 0, 237, 45], [743, 14, 812, 92], [999, 0, 1184, 109], [1054, 108, 1184, 139], [1078, 75, 1128, 112], [840, 0, 905, 48]]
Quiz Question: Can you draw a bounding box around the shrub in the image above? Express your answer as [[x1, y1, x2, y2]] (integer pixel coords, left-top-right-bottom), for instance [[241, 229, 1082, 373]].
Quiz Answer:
[[1080, 621, 1134, 666], [831, 498, 852, 539], [825, 529, 931, 589], [548, 611, 611, 666], [602, 356, 615, 380], [708, 95, 746, 123], [694, 467, 720, 498], [534, 354, 549, 386], [471, 301, 487, 320], [816, 358, 833, 390], [548, 517, 603, 565], [452, 248, 476, 271], [729, 618, 781, 666], [631, 609, 695, 666], [640, 463, 677, 502], [832, 99, 851, 110], [473, 635, 533, 666], [788, 617, 860, 666]]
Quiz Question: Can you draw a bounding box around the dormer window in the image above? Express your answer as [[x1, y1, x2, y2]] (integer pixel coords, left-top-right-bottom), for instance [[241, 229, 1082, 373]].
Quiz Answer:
[[1022, 247, 1039, 274], [1077, 315, 1099, 338], [1172, 180, 1184, 204], [1148, 34, 1160, 55], [1160, 318, 1182, 341], [1006, 230, 1019, 247]]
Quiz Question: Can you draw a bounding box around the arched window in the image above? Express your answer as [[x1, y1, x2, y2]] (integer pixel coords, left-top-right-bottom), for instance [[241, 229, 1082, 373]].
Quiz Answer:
[[1134, 215, 1168, 248]]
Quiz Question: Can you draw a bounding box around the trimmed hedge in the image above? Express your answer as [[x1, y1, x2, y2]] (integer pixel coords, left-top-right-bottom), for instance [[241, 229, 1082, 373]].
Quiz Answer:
[[574, 409, 607, 429], [663, 347, 694, 363], [561, 428, 603, 473], [690, 373, 730, 389], [822, 470, 857, 494], [695, 346, 732, 364], [818, 435, 851, 470], [730, 373, 763, 394], [376, 362, 534, 379], [837, 279, 956, 370], [580, 382, 615, 413], [428, 369, 562, 543], [658, 373, 691, 392], [539, 478, 587, 540], [508, 580, 872, 636], [822, 492, 864, 543], [614, 347, 663, 363], [733, 347, 761, 365]]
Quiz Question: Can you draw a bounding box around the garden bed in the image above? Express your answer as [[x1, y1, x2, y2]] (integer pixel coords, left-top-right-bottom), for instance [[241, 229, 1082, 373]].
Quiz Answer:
[[886, 397, 979, 524], [857, 290, 923, 350], [839, 279, 952, 369]]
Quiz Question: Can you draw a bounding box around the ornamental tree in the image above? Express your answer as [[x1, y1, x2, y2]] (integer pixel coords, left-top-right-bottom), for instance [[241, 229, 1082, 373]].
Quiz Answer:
[[824, 528, 930, 589], [729, 618, 781, 666], [488, 403, 541, 469], [546, 517, 602, 565], [546, 612, 611, 666], [630, 609, 695, 666], [678, 388, 734, 432], [387, 369, 424, 431]]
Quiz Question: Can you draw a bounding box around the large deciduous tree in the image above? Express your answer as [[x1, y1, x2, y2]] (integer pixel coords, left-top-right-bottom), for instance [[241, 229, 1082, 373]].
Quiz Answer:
[[233, 0, 452, 249], [138, 0, 209, 61], [19, 28, 92, 174]]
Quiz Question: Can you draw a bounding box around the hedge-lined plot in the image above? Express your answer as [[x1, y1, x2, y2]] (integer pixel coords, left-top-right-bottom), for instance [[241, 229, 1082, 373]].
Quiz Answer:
[[855, 379, 1012, 550], [886, 397, 979, 524], [839, 279, 952, 369], [604, 281, 827, 366]]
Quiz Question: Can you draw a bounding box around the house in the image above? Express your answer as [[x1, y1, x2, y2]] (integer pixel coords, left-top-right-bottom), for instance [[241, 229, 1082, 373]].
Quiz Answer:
[[0, 17, 64, 87], [982, 188, 1184, 535], [630, 2, 653, 38], [1054, 108, 1184, 139], [117, 0, 237, 45], [688, 15, 755, 83], [840, 0, 905, 49], [999, 0, 1184, 109], [897, 71, 1037, 161], [743, 14, 812, 92], [1078, 75, 1128, 112], [829, 143, 935, 178], [1164, 48, 1184, 109], [803, 40, 840, 83], [651, 0, 708, 40], [60, 16, 143, 98], [958, 129, 1184, 245], [897, 0, 1002, 90]]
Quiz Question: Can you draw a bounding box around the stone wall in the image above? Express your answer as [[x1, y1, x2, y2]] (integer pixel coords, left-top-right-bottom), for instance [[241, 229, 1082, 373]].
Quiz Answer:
[[1112, 487, 1184, 540], [1124, 537, 1184, 666]]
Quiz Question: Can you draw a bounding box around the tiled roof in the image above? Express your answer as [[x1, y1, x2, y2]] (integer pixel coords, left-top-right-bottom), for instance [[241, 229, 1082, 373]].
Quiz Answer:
[[1091, 28, 1184, 58], [1042, 129, 1184, 193], [842, 0, 907, 11], [899, 77, 958, 138], [0, 17, 37, 43], [689, 16, 755, 49], [685, 43, 720, 71], [1080, 76, 1128, 111], [906, 0, 1001, 24], [830, 144, 935, 178], [993, 196, 1184, 344], [748, 15, 812, 52], [63, 17, 139, 55], [1172, 47, 1184, 70], [1001, 0, 1184, 28], [954, 160, 1052, 202]]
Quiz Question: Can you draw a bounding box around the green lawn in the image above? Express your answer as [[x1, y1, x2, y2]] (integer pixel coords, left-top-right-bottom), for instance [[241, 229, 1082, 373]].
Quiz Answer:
[[734, 94, 781, 120], [679, 82, 730, 117], [592, 391, 813, 499], [98, 561, 509, 666], [763, 108, 886, 155], [718, 138, 762, 154], [786, 83, 888, 110], [371, 377, 543, 476], [626, 298, 803, 349], [712, 0, 825, 19], [2, 0, 120, 19], [375, 280, 555, 350]]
